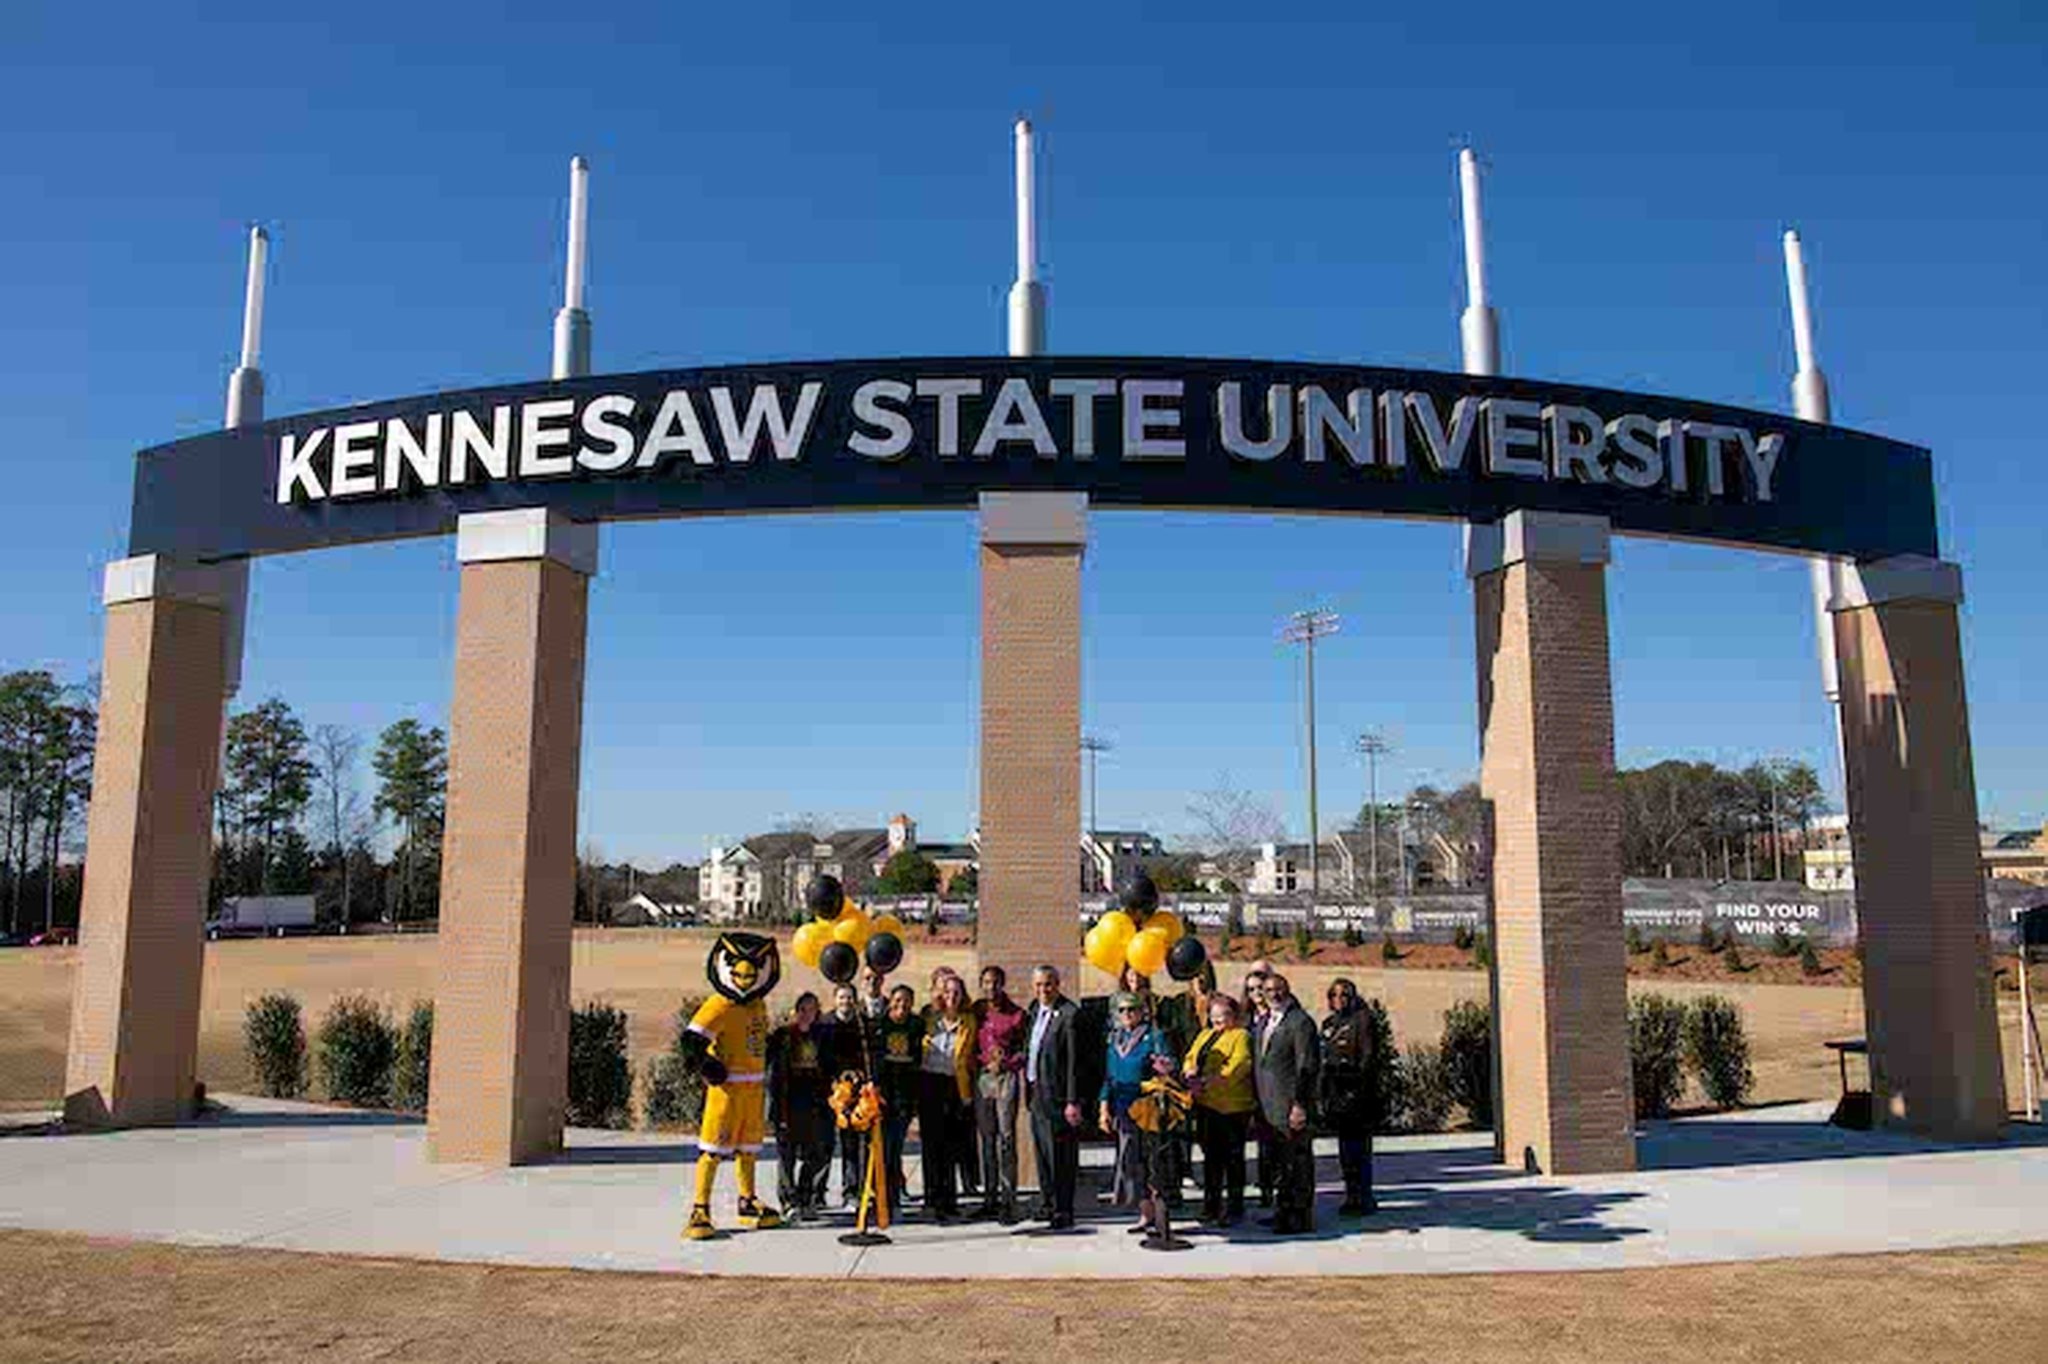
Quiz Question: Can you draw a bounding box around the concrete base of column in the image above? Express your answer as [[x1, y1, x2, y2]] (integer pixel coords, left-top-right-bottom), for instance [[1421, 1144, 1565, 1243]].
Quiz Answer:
[[975, 493, 1086, 988], [1832, 558, 2004, 1141], [64, 557, 230, 1128], [428, 512, 593, 1166], [1470, 514, 1634, 1175]]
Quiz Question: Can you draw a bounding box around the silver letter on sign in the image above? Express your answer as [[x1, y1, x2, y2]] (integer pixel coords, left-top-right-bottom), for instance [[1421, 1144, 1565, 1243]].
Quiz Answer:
[[712, 383, 823, 464], [1050, 378, 1116, 459], [973, 378, 1058, 458], [1543, 404, 1606, 483], [1218, 382, 1292, 461], [1603, 414, 1663, 489], [1406, 393, 1480, 474], [1297, 387, 1373, 466], [849, 379, 914, 460], [1122, 380, 1184, 460], [276, 428, 328, 504], [916, 378, 983, 458], [1739, 430, 1785, 502], [1483, 398, 1545, 479]]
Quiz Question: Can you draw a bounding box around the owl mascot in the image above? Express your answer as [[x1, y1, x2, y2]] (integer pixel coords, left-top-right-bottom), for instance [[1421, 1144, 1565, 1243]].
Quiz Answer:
[[680, 931, 784, 1241]]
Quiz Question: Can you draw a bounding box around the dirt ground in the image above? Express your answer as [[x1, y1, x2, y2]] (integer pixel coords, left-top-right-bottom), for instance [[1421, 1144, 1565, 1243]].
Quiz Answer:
[[2, 1228, 2045, 1364], [2, 928, 2041, 1115]]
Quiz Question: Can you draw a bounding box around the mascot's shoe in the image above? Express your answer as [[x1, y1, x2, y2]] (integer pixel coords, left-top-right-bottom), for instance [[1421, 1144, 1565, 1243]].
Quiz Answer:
[[736, 1197, 782, 1230], [683, 1204, 717, 1242]]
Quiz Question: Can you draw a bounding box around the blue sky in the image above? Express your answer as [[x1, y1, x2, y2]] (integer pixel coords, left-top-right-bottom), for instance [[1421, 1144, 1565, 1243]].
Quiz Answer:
[[3, 2, 2042, 865]]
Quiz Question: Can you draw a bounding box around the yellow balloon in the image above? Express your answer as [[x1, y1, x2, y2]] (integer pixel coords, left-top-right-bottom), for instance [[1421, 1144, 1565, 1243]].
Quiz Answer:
[[832, 913, 873, 953], [1126, 927, 1170, 976], [1146, 910, 1185, 944], [1084, 925, 1126, 975], [872, 914, 906, 940], [838, 897, 864, 921], [1095, 910, 1138, 952], [791, 920, 830, 969]]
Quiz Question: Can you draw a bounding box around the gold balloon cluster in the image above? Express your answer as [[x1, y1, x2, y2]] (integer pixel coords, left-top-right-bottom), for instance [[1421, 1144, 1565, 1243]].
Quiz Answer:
[[790, 898, 906, 969], [1084, 907, 1187, 977]]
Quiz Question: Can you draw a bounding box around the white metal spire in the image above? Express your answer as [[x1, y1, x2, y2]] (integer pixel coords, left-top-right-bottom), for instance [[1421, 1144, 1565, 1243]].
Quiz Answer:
[[552, 155, 593, 379], [225, 226, 268, 427], [1457, 148, 1500, 377], [1784, 228, 1846, 769], [1007, 118, 1046, 356]]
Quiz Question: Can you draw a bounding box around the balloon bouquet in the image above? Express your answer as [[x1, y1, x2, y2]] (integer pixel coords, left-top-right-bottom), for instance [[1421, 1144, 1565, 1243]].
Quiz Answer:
[[1085, 873, 1204, 1251], [788, 875, 905, 1245]]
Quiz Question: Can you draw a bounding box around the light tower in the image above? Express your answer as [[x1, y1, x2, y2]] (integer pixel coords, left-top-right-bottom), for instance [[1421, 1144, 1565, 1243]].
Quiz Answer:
[[1282, 608, 1341, 899], [1356, 731, 1392, 895]]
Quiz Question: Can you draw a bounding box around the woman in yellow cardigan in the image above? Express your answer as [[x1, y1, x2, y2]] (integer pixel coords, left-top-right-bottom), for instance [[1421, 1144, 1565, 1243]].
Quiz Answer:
[[916, 974, 979, 1221], [1183, 993, 1255, 1226]]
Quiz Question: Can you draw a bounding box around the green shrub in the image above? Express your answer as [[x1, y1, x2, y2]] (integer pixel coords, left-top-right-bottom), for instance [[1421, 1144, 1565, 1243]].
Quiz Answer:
[[1363, 997, 1400, 1133], [1769, 927, 1796, 958], [1625, 924, 1646, 955], [1293, 923, 1314, 961], [1629, 993, 1688, 1119], [1453, 923, 1476, 952], [1380, 934, 1400, 964], [1684, 995, 1754, 1110], [568, 1001, 633, 1130], [1696, 919, 1720, 952], [317, 994, 396, 1107], [1473, 930, 1491, 969], [1255, 929, 1272, 959], [1799, 938, 1823, 977], [640, 998, 709, 1130], [391, 1000, 433, 1113], [243, 993, 307, 1099], [1398, 1043, 1454, 1133], [1440, 999, 1493, 1128], [1651, 938, 1671, 970], [1721, 940, 1746, 973], [1341, 923, 1364, 949]]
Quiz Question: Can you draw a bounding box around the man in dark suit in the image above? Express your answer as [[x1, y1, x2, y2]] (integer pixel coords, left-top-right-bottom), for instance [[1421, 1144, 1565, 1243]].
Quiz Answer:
[[1255, 972, 1321, 1234], [1024, 963, 1084, 1228]]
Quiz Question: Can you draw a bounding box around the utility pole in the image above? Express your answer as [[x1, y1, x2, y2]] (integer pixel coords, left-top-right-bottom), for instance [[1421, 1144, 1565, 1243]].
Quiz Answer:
[[1080, 734, 1112, 889], [1356, 732, 1391, 896], [1282, 609, 1341, 901]]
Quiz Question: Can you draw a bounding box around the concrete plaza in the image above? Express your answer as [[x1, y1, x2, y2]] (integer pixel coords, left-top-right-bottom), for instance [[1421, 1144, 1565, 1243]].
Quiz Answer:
[[3, 1096, 2046, 1278]]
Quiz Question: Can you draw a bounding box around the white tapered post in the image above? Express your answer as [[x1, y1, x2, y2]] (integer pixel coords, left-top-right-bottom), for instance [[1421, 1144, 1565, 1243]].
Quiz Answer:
[[552, 155, 592, 379], [1458, 148, 1500, 378], [1007, 118, 1046, 357], [215, 225, 270, 699], [1785, 230, 1846, 767]]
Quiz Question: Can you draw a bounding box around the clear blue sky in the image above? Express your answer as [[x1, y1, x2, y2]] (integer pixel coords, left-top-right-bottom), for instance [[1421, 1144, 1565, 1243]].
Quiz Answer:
[[3, 2, 2042, 866]]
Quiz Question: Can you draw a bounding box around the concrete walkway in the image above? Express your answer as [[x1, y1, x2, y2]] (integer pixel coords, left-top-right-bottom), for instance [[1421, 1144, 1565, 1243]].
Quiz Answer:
[[3, 1097, 2046, 1278]]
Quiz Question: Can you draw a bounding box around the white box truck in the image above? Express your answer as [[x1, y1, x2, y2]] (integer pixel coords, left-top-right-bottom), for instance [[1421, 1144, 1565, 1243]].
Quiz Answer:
[[209, 895, 318, 939]]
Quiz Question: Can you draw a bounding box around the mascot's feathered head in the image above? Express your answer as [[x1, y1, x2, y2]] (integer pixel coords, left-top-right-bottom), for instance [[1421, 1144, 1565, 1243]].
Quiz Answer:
[[707, 932, 781, 1004]]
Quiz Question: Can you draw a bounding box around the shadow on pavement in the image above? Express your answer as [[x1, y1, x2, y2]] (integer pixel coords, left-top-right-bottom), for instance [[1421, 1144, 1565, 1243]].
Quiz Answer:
[[1637, 1114, 2048, 1172]]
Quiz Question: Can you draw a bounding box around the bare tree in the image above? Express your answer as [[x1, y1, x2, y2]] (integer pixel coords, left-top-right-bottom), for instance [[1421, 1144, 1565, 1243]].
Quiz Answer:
[[311, 724, 368, 928], [1187, 776, 1284, 888]]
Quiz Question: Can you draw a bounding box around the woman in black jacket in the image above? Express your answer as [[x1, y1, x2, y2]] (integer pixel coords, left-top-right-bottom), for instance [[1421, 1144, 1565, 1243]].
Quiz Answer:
[[1318, 977, 1379, 1216], [766, 992, 834, 1222]]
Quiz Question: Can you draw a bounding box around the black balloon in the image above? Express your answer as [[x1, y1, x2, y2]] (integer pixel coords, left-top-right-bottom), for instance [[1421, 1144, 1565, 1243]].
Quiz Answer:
[[805, 874, 845, 921], [1120, 870, 1160, 916], [864, 931, 904, 975], [1165, 934, 1208, 982], [818, 940, 860, 984]]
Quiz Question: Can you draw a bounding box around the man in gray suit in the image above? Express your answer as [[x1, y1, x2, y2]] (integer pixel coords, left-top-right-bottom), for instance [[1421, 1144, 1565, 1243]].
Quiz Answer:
[[1254, 972, 1320, 1234]]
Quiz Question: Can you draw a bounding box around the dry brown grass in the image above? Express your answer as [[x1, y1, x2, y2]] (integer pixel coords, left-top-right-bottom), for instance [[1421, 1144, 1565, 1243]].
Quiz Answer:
[[1, 928, 2039, 1115], [3, 1228, 2045, 1364]]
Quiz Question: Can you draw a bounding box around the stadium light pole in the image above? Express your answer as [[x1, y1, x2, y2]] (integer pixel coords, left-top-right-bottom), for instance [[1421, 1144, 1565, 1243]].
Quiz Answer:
[[1080, 733, 1112, 844], [1282, 609, 1341, 900], [1356, 731, 1392, 895]]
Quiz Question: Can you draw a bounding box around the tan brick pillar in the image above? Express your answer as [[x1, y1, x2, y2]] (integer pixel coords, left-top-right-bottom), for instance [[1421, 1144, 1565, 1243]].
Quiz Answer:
[[1830, 557, 2004, 1140], [428, 510, 594, 1165], [1468, 511, 1634, 1174], [975, 493, 1087, 989], [64, 556, 232, 1127]]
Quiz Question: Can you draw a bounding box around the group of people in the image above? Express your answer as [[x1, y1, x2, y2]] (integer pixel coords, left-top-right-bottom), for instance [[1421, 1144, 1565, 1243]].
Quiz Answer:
[[757, 954, 1383, 1237]]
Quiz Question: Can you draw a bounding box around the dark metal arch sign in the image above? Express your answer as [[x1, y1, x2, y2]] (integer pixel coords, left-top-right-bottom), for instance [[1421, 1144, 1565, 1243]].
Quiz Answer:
[[129, 356, 1937, 562]]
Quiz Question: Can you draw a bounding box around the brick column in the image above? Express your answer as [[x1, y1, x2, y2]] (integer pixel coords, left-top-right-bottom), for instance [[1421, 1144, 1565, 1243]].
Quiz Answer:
[[1469, 511, 1634, 1174], [976, 492, 1086, 988], [64, 556, 231, 1127], [1830, 557, 2004, 1140], [428, 510, 594, 1165]]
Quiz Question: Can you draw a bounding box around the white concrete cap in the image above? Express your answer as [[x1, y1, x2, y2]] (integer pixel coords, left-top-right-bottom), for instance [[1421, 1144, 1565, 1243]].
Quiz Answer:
[[456, 508, 599, 575], [1829, 555, 1963, 610], [103, 554, 236, 608], [979, 491, 1088, 547], [1464, 510, 1611, 578]]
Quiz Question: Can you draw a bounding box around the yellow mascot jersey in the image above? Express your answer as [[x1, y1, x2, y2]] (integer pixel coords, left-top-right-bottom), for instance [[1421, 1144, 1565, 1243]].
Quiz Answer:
[[688, 996, 768, 1086]]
